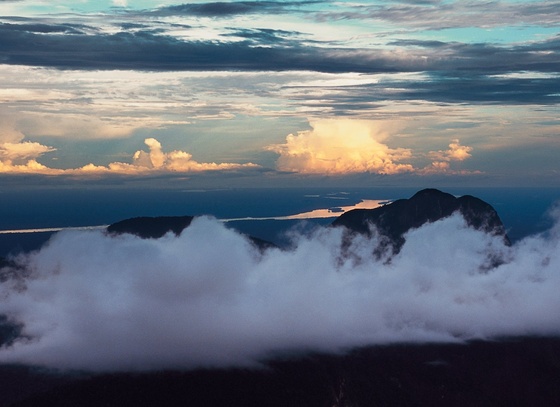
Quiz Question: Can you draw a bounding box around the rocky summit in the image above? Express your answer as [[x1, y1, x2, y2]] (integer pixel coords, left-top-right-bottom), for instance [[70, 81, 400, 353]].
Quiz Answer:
[[106, 216, 195, 239], [332, 188, 510, 256]]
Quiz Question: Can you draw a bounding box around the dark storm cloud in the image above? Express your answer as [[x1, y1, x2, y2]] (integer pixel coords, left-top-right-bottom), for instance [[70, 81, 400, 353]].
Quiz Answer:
[[283, 73, 560, 113], [1, 21, 559, 74], [316, 0, 560, 29], [152, 1, 324, 17], [223, 28, 307, 46], [0, 24, 410, 72], [389, 36, 560, 74], [0, 21, 84, 34], [1, 16, 559, 106], [396, 75, 560, 105]]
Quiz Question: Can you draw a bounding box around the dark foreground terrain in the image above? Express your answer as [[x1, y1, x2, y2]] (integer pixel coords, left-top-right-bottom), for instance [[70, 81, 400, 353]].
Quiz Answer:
[[2, 337, 560, 406]]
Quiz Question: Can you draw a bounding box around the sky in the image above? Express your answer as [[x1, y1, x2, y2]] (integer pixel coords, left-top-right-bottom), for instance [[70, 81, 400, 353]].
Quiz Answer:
[[0, 0, 559, 188]]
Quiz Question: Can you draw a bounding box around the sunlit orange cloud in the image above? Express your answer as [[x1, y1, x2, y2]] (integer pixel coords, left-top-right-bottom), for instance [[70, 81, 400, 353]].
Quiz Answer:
[[0, 141, 63, 174], [268, 119, 414, 175], [421, 139, 479, 175], [0, 138, 259, 176], [0, 141, 56, 164], [268, 120, 479, 176], [428, 138, 473, 162]]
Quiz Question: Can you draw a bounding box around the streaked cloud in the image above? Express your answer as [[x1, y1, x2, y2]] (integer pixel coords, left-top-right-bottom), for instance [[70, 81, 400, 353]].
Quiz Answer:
[[315, 1, 560, 30], [0, 13, 558, 76], [151, 1, 323, 17]]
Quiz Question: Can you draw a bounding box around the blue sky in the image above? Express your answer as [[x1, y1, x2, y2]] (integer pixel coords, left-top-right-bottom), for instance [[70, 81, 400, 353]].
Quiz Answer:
[[0, 0, 559, 188]]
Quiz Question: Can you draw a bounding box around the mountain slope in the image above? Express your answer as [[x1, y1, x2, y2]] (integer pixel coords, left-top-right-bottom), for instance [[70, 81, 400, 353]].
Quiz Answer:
[[107, 216, 194, 239], [332, 188, 510, 255]]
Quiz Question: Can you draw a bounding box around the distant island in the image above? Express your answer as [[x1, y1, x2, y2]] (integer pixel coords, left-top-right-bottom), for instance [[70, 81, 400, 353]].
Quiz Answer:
[[107, 215, 195, 239], [333, 188, 510, 257]]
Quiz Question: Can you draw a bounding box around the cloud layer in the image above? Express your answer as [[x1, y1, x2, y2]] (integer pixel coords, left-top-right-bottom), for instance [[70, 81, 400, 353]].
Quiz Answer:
[[269, 119, 414, 174], [1, 212, 559, 371], [0, 138, 259, 176], [269, 120, 475, 175]]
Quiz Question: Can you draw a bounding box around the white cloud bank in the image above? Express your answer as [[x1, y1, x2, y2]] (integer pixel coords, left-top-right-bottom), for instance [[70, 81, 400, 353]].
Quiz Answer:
[[0, 211, 559, 372]]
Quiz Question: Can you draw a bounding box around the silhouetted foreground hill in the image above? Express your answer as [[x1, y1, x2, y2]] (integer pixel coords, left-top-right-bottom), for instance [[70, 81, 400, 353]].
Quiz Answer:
[[5, 338, 560, 406], [333, 188, 510, 255], [106, 189, 509, 255], [107, 216, 195, 239], [107, 215, 275, 250]]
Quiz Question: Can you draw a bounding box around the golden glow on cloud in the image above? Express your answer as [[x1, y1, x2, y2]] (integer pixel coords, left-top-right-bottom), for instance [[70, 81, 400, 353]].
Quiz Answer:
[[268, 120, 478, 176], [0, 138, 259, 176], [131, 138, 260, 172], [0, 141, 56, 164], [268, 119, 414, 175], [429, 139, 473, 162], [0, 121, 476, 177], [422, 139, 477, 175]]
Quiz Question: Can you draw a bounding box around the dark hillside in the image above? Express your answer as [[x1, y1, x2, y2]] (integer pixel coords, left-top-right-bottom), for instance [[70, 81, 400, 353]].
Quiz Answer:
[[107, 216, 194, 239], [106, 215, 276, 250], [332, 188, 510, 255], [9, 338, 560, 407]]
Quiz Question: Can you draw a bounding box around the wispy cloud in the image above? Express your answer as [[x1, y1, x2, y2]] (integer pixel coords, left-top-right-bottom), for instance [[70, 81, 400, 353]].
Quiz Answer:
[[151, 1, 323, 17], [1, 15, 558, 77], [315, 1, 560, 30]]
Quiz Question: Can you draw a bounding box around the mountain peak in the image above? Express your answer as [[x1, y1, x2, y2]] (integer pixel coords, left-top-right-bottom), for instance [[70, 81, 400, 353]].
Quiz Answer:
[[332, 188, 510, 256], [107, 216, 194, 239]]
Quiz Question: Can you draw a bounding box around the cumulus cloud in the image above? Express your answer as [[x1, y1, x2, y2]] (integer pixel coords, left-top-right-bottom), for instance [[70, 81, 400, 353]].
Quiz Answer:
[[1, 213, 559, 372], [0, 141, 59, 173], [422, 139, 476, 174], [0, 141, 56, 165], [268, 121, 479, 176], [268, 119, 414, 175], [132, 138, 258, 172], [429, 138, 473, 162], [0, 138, 259, 176]]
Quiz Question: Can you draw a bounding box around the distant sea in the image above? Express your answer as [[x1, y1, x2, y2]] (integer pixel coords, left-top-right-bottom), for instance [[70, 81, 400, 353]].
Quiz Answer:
[[1, 187, 559, 256]]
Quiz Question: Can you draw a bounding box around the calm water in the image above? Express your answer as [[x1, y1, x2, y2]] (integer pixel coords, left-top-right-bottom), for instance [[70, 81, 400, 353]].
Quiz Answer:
[[1, 187, 559, 256]]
